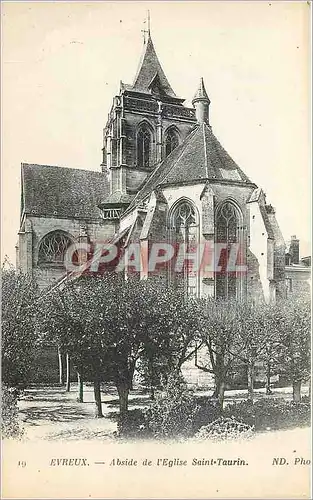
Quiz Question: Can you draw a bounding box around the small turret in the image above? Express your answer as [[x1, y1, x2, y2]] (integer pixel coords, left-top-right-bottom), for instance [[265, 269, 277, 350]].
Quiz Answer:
[[192, 78, 210, 124]]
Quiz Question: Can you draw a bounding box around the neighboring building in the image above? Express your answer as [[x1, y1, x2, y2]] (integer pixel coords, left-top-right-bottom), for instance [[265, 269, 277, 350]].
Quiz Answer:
[[285, 236, 311, 299], [16, 32, 287, 304]]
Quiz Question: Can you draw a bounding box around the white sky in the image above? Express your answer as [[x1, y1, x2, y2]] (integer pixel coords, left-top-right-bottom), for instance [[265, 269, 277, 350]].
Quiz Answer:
[[1, 1, 311, 262]]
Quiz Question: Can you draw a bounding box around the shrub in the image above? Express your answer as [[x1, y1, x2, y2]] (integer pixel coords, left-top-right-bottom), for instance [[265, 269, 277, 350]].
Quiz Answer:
[[195, 417, 254, 442], [301, 395, 311, 404], [145, 377, 220, 439], [192, 396, 221, 433], [116, 377, 224, 440], [224, 398, 311, 431], [117, 409, 150, 439], [145, 385, 197, 438], [1, 386, 24, 439]]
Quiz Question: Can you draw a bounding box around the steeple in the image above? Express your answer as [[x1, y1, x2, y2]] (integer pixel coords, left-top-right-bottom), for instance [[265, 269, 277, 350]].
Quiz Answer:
[[132, 33, 177, 98], [192, 78, 210, 124], [101, 22, 197, 195]]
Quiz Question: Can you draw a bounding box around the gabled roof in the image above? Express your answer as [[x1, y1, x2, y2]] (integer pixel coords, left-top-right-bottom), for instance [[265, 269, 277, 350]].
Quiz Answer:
[[131, 34, 176, 98], [124, 123, 254, 214], [21, 163, 109, 220]]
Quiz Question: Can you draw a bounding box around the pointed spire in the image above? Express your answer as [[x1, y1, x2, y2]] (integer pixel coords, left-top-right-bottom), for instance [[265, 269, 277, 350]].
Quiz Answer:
[[132, 33, 176, 98], [192, 78, 210, 124], [192, 77, 210, 105]]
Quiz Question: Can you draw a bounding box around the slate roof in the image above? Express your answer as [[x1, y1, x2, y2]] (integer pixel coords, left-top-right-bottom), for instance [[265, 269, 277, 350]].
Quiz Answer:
[[21, 163, 109, 219], [129, 34, 177, 98], [98, 191, 134, 207], [125, 123, 254, 214]]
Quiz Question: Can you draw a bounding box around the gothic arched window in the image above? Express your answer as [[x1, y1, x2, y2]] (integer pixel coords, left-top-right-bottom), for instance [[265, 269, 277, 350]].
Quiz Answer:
[[38, 231, 72, 266], [170, 200, 199, 296], [165, 128, 179, 157], [215, 202, 243, 300], [137, 124, 152, 168]]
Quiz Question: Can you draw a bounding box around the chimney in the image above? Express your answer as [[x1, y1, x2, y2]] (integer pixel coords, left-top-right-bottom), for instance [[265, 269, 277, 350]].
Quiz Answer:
[[289, 235, 300, 264]]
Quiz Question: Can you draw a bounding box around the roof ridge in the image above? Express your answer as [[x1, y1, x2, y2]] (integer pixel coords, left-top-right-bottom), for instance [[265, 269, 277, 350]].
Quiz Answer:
[[22, 163, 103, 175], [202, 124, 209, 177]]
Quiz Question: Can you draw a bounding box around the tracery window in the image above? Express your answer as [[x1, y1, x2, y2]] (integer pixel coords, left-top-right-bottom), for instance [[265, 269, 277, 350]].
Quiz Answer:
[[38, 231, 72, 266], [215, 202, 242, 300], [137, 124, 152, 168], [165, 128, 179, 157], [170, 200, 199, 297]]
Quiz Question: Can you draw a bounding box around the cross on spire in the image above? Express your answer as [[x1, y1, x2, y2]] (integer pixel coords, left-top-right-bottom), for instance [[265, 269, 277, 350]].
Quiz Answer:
[[141, 10, 151, 43]]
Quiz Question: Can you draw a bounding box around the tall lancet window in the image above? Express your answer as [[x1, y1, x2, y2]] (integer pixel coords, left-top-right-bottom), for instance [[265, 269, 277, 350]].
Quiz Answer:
[[170, 200, 199, 297], [137, 124, 152, 168], [165, 128, 179, 157], [215, 201, 243, 300]]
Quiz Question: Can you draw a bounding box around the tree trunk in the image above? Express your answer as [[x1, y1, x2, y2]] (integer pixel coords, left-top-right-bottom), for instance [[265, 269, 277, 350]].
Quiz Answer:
[[265, 363, 272, 395], [309, 379, 311, 399], [77, 371, 83, 402], [58, 347, 65, 386], [293, 379, 301, 402], [117, 382, 129, 417], [149, 358, 155, 400], [212, 377, 221, 399], [214, 353, 225, 411], [93, 376, 103, 418], [128, 359, 137, 391], [150, 386, 155, 400], [65, 353, 70, 392], [217, 380, 225, 411], [247, 361, 255, 402]]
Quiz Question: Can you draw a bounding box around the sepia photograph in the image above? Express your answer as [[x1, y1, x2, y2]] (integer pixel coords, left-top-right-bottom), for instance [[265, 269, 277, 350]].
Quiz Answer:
[[1, 1, 311, 498]]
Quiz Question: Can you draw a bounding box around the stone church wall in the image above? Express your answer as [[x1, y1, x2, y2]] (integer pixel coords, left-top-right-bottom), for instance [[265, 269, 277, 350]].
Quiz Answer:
[[18, 215, 115, 290], [247, 203, 274, 302], [123, 111, 194, 167], [126, 168, 148, 192], [210, 183, 254, 218]]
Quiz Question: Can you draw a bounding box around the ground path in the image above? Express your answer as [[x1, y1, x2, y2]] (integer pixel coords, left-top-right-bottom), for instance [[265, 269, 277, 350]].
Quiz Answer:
[[18, 383, 309, 442], [18, 384, 149, 442]]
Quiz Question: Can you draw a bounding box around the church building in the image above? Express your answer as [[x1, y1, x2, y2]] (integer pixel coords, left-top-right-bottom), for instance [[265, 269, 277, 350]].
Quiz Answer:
[[16, 30, 286, 303]]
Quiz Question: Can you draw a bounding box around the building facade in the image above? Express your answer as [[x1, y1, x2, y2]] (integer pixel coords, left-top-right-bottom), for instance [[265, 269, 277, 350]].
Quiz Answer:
[[17, 32, 287, 303]]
